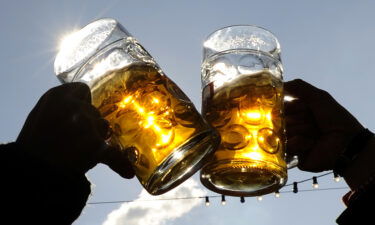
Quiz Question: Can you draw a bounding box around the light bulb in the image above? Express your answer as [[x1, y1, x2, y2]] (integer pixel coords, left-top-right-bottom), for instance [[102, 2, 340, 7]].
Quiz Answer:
[[334, 172, 341, 182], [293, 182, 298, 193], [221, 195, 226, 205], [312, 176, 319, 189]]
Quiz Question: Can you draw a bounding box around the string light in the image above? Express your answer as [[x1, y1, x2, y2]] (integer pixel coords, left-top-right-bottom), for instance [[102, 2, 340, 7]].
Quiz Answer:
[[88, 187, 348, 205], [205, 196, 210, 206], [334, 172, 341, 182], [221, 195, 226, 205], [312, 176, 319, 189], [293, 182, 298, 193], [257, 196, 263, 201], [87, 172, 348, 206]]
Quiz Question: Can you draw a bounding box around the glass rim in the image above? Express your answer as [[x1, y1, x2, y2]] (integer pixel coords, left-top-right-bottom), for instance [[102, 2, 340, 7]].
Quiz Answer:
[[54, 17, 132, 80], [202, 24, 281, 61], [203, 24, 278, 43], [55, 18, 116, 75]]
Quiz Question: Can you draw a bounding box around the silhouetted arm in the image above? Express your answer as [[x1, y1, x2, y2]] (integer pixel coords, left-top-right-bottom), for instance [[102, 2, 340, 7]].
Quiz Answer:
[[0, 142, 91, 225], [284, 79, 375, 224], [0, 83, 135, 225]]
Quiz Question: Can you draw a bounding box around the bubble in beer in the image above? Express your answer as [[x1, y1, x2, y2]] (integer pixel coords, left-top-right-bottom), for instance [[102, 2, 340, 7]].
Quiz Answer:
[[221, 124, 250, 150], [257, 128, 279, 154]]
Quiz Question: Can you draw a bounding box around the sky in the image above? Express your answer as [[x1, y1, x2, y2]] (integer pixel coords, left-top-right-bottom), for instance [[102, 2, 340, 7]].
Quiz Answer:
[[1, 1, 375, 225]]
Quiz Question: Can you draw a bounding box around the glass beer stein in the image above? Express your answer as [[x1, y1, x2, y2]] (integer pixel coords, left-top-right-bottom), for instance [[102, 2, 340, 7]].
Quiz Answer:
[[54, 18, 220, 195], [200, 25, 287, 196]]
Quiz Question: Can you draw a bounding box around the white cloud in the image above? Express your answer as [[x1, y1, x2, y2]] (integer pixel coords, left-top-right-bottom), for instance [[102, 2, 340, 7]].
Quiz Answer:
[[102, 178, 207, 225]]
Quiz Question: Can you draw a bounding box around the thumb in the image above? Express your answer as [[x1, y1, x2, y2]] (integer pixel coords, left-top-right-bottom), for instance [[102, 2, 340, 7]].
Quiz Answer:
[[284, 79, 328, 103], [99, 145, 136, 179], [58, 82, 92, 102]]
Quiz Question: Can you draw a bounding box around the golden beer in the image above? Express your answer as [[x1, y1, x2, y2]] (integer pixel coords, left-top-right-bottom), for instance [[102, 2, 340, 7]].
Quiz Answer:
[[200, 71, 287, 196], [91, 63, 217, 194]]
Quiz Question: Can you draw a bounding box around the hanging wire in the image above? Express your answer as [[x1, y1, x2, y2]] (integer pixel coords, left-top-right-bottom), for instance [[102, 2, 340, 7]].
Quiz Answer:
[[283, 172, 333, 187], [87, 172, 348, 205], [87, 186, 348, 205]]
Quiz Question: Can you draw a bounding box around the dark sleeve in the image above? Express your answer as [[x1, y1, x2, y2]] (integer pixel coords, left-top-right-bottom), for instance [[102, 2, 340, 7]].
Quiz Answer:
[[0, 142, 91, 225], [336, 182, 375, 224]]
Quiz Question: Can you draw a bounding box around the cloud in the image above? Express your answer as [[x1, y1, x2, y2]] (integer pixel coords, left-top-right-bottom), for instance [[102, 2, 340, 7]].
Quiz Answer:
[[102, 178, 207, 225]]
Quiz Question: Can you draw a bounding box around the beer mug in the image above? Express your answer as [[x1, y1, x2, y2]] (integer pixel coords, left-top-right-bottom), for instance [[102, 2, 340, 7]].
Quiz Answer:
[[200, 25, 287, 196], [54, 18, 220, 195]]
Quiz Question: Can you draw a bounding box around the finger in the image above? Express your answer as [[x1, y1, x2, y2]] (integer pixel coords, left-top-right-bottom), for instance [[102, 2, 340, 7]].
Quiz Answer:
[[70, 100, 102, 122], [285, 112, 313, 126], [304, 133, 346, 171], [285, 136, 319, 172], [284, 79, 328, 103], [286, 123, 317, 138], [59, 100, 111, 143], [46, 82, 92, 103], [67, 82, 92, 102], [99, 145, 135, 179], [61, 133, 108, 173], [284, 99, 309, 114], [97, 119, 112, 139], [286, 135, 315, 157], [33, 83, 93, 125], [76, 103, 111, 139], [64, 111, 91, 133]]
